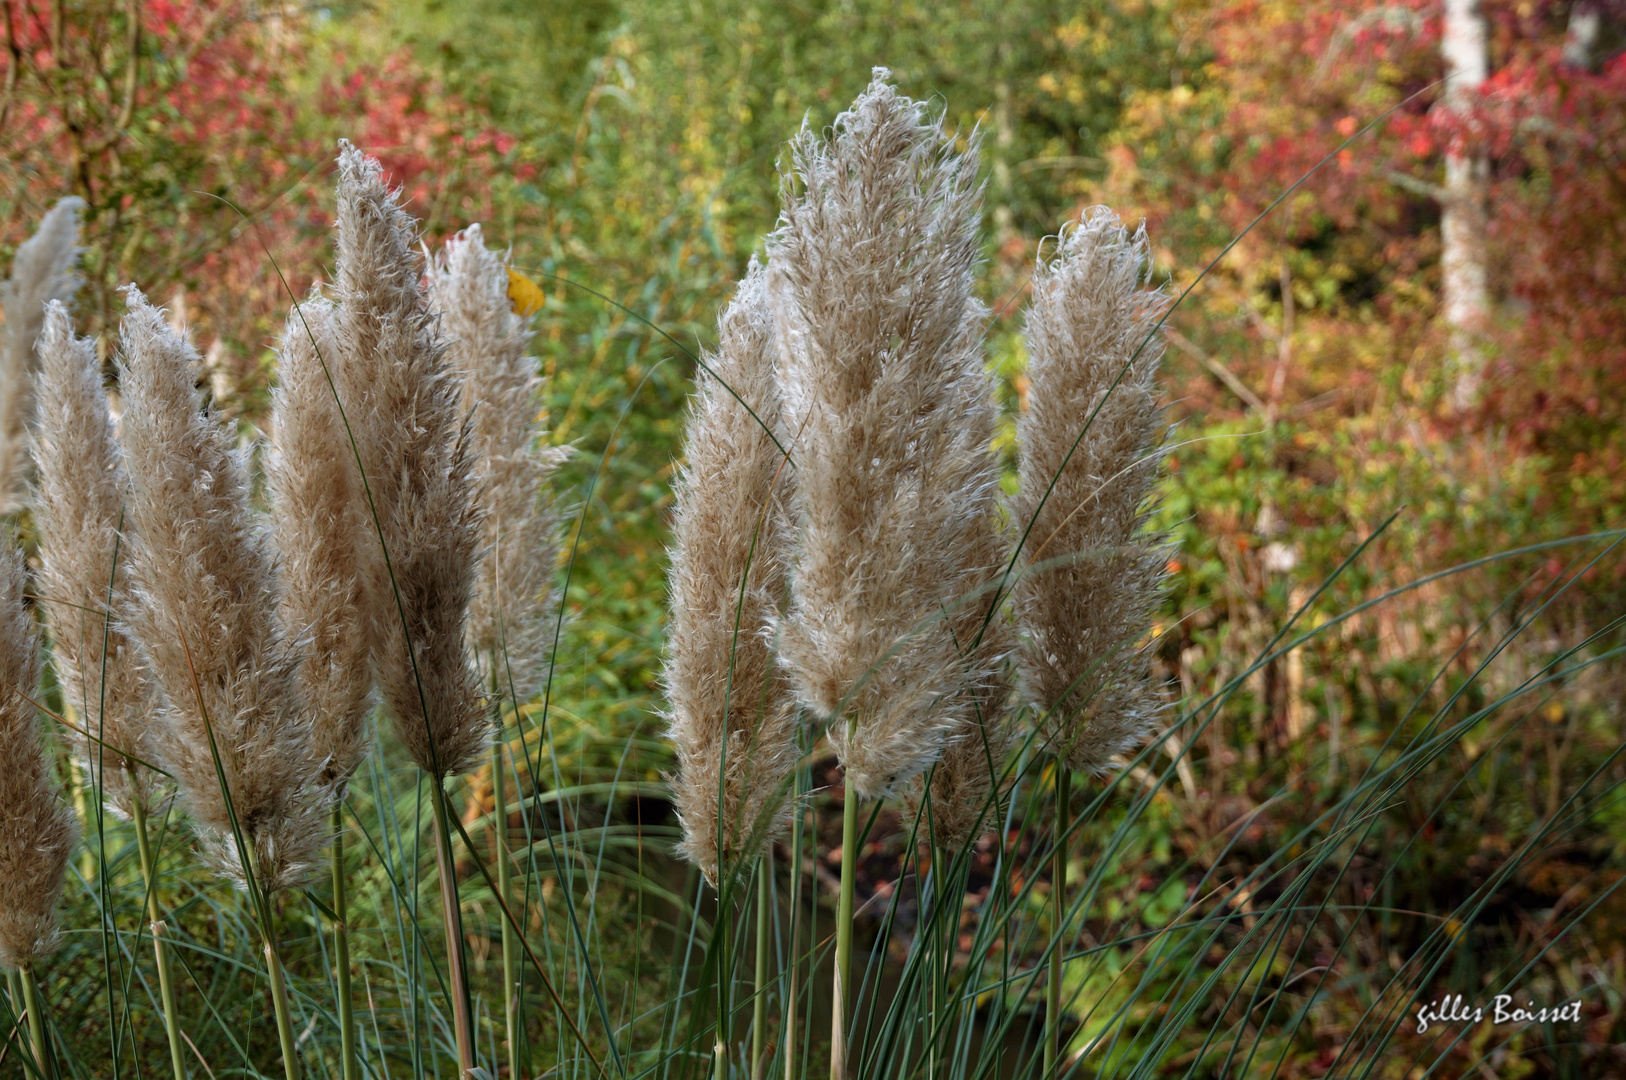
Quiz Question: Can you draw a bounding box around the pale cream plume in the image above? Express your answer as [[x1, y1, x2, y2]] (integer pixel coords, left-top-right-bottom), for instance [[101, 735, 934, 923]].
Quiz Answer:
[[664, 259, 799, 881], [268, 298, 376, 789], [0, 546, 77, 970], [1011, 208, 1171, 773], [767, 71, 1008, 800], [32, 301, 161, 818], [116, 287, 328, 893], [0, 197, 86, 511], [427, 224, 571, 701], [329, 143, 487, 779]]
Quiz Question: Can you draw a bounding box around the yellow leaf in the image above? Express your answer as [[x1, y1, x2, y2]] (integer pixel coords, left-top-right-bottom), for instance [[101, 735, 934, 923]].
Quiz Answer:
[[507, 266, 545, 317]]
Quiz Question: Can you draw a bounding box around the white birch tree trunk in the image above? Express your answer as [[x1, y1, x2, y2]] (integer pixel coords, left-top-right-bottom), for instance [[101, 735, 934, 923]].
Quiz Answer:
[[1441, 0, 1490, 410]]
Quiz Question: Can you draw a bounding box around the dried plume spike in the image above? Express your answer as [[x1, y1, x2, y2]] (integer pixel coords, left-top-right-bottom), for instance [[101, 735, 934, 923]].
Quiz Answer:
[[768, 70, 1008, 800], [0, 197, 86, 512], [664, 260, 799, 881], [268, 298, 376, 790], [1011, 208, 1171, 773], [427, 224, 571, 701], [32, 301, 161, 818], [330, 142, 488, 779], [116, 287, 329, 893], [0, 545, 77, 970]]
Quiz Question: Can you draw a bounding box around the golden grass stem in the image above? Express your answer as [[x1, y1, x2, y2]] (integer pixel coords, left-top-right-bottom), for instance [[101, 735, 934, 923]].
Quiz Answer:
[[830, 779, 858, 1080], [429, 781, 475, 1075], [262, 936, 300, 1080], [752, 855, 769, 1080], [1045, 764, 1071, 1079], [492, 695, 521, 1080], [331, 804, 357, 1080], [131, 800, 186, 1080], [19, 964, 48, 1078]]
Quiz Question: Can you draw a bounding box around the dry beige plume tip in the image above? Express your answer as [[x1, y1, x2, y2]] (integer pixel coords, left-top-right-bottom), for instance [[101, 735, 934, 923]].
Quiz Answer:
[[115, 287, 329, 894], [32, 301, 162, 819], [665, 259, 799, 881], [768, 70, 1009, 801], [0, 544, 79, 970], [329, 142, 487, 779], [1012, 208, 1171, 774], [428, 224, 571, 702], [0, 197, 86, 512], [268, 297, 376, 790]]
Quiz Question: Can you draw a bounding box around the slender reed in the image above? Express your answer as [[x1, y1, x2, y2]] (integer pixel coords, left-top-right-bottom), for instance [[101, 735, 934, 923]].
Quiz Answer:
[[766, 71, 1007, 1080], [0, 545, 78, 1078], [267, 297, 377, 1080], [116, 288, 331, 1080], [1009, 209, 1171, 1075], [328, 142, 487, 1075], [665, 259, 798, 1080], [0, 196, 84, 511], [30, 302, 189, 1077], [428, 224, 571, 1079]]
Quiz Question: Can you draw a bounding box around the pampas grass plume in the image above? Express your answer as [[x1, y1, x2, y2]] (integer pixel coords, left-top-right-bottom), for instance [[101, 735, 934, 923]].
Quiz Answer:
[[32, 301, 161, 818], [768, 71, 1008, 800], [428, 224, 570, 700], [1012, 208, 1171, 773], [116, 287, 328, 893], [0, 197, 86, 511], [330, 142, 487, 779], [664, 259, 799, 881], [0, 544, 78, 970], [268, 298, 376, 789]]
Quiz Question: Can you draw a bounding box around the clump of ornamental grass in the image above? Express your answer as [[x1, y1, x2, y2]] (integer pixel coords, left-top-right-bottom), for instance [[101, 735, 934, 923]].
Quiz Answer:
[[664, 258, 800, 1080], [428, 223, 570, 1080], [0, 544, 76, 1074], [327, 141, 486, 1075], [0, 196, 85, 511], [766, 69, 1010, 1080], [116, 286, 328, 1080], [1008, 208, 1171, 1074]]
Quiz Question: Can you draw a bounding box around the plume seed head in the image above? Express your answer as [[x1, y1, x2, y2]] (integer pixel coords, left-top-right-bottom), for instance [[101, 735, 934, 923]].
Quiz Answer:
[[664, 259, 799, 881], [1011, 208, 1172, 774], [767, 70, 1008, 800], [331, 142, 489, 779], [0, 544, 79, 970], [0, 196, 86, 512], [32, 301, 162, 818], [115, 287, 329, 894], [428, 224, 571, 702]]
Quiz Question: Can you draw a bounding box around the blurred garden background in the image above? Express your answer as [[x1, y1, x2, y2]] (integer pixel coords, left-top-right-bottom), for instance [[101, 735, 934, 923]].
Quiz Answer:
[[3, 1, 1625, 1077]]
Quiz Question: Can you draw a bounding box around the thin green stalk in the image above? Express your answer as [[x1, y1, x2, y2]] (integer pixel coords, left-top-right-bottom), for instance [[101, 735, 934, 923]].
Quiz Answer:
[[783, 764, 804, 1080], [493, 721, 521, 1080], [928, 844, 945, 1080], [752, 855, 770, 1080], [830, 775, 859, 1080], [263, 936, 300, 1080], [131, 800, 186, 1080], [429, 779, 476, 1075], [332, 803, 357, 1080], [19, 964, 49, 1078], [715, 882, 730, 1080], [1045, 763, 1071, 1080]]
